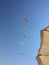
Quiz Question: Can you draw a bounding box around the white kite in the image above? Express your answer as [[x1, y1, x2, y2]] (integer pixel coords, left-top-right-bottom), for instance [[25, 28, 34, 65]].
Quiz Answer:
[[21, 41, 25, 45], [22, 27, 27, 31]]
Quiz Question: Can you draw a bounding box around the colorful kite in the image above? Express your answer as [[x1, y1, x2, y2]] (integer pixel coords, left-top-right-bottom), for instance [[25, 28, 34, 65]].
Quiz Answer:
[[24, 17, 30, 22]]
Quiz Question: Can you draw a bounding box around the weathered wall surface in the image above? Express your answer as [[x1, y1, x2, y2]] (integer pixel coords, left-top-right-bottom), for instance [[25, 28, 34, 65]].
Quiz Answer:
[[36, 26, 49, 65]]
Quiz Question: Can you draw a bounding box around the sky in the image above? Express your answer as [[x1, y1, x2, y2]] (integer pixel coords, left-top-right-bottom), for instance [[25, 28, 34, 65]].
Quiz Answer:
[[0, 0, 49, 65]]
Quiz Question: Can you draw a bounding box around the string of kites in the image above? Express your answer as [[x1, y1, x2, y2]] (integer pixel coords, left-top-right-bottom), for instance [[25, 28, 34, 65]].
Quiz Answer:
[[19, 17, 30, 56]]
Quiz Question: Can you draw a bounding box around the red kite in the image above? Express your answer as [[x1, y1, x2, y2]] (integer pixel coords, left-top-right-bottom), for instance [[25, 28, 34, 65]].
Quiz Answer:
[[24, 17, 30, 22]]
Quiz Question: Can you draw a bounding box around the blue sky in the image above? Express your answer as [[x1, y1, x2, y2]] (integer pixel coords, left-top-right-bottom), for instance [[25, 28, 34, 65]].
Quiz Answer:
[[0, 0, 49, 65]]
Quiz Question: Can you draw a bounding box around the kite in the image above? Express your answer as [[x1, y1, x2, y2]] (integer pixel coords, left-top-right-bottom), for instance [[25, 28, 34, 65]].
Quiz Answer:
[[24, 17, 30, 22], [22, 34, 27, 37], [20, 48, 24, 51], [19, 54, 24, 56], [22, 27, 27, 31], [21, 41, 25, 45], [23, 35, 26, 37]]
